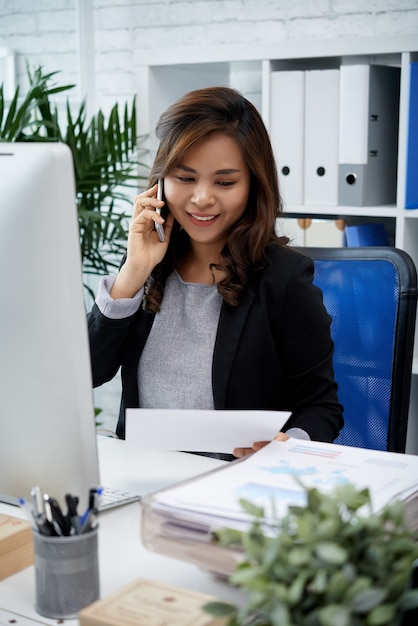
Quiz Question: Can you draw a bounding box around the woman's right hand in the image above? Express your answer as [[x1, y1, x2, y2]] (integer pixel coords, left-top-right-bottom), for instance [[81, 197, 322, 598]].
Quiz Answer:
[[233, 431, 290, 458], [110, 184, 174, 299]]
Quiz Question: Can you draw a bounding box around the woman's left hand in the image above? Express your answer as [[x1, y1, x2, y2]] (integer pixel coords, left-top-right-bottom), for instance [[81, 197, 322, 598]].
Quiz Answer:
[[232, 431, 289, 458]]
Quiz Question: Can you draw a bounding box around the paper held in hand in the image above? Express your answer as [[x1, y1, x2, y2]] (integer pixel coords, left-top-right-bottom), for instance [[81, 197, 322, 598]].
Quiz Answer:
[[125, 409, 291, 453]]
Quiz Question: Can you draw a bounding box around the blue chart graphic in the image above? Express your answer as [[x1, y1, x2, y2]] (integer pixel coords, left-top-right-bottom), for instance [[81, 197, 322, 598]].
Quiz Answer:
[[234, 482, 307, 507], [232, 451, 349, 509]]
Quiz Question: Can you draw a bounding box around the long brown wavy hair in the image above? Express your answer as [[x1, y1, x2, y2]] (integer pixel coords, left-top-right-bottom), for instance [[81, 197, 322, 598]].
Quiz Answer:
[[144, 86, 288, 312]]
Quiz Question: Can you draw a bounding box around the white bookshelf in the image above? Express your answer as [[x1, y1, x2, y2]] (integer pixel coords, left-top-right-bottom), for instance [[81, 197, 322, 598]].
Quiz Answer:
[[135, 35, 418, 453]]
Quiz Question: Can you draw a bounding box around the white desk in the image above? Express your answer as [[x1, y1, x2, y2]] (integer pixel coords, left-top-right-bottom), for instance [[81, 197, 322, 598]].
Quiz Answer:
[[0, 438, 244, 625]]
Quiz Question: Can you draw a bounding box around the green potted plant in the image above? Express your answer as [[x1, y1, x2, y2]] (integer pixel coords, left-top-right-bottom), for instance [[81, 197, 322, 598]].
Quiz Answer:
[[204, 483, 418, 626], [0, 63, 147, 300]]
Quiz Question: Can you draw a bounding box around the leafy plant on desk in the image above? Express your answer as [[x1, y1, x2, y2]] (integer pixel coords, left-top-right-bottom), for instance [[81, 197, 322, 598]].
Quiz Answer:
[[204, 483, 418, 626]]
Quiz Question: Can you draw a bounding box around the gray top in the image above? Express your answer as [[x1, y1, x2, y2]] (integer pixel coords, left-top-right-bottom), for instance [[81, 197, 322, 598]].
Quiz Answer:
[[138, 270, 222, 409]]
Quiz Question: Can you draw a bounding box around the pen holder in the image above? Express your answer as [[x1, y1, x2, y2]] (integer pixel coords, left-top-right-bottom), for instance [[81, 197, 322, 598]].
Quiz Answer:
[[33, 528, 100, 619]]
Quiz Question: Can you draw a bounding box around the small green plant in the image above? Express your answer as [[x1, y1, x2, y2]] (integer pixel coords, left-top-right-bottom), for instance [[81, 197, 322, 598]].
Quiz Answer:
[[204, 484, 418, 626]]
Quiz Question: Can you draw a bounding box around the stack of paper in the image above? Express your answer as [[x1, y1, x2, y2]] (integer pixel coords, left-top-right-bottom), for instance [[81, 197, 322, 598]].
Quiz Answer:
[[141, 440, 418, 577]]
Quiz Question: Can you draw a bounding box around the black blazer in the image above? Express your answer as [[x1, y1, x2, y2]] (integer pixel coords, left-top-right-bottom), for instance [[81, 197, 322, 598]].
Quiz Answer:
[[88, 245, 343, 441]]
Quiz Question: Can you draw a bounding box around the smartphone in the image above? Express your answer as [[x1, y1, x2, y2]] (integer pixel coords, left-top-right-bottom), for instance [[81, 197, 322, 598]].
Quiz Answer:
[[154, 179, 165, 242]]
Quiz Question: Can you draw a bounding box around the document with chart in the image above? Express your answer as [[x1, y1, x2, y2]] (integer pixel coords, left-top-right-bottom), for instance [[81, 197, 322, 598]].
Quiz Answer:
[[141, 439, 418, 575]]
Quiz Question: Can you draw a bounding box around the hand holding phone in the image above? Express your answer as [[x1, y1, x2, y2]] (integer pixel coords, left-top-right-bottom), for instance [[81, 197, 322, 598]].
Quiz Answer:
[[154, 179, 165, 242]]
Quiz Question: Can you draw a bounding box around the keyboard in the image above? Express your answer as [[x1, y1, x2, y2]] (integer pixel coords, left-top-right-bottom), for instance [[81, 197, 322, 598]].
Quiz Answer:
[[98, 486, 141, 511]]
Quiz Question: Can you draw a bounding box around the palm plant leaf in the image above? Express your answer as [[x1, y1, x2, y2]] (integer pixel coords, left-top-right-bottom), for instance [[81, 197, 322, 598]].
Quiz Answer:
[[0, 63, 147, 289]]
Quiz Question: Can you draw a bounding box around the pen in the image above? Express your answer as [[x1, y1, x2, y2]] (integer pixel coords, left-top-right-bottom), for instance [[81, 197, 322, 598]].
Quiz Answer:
[[79, 508, 98, 534], [80, 487, 103, 534], [30, 486, 59, 536], [18, 497, 37, 529], [31, 486, 46, 518], [43, 496, 63, 536], [27, 486, 100, 536], [65, 493, 81, 534], [44, 494, 71, 536], [89, 486, 103, 511], [35, 513, 59, 536]]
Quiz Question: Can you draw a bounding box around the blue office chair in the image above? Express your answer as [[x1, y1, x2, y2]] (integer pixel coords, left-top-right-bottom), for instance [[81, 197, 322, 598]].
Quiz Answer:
[[302, 247, 417, 452]]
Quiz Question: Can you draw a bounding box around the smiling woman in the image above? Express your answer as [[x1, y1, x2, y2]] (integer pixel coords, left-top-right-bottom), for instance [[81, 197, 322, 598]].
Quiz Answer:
[[162, 133, 251, 281], [87, 86, 344, 458]]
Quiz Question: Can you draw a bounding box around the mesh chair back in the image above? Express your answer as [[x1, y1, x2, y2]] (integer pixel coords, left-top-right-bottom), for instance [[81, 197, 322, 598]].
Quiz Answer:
[[303, 247, 417, 452]]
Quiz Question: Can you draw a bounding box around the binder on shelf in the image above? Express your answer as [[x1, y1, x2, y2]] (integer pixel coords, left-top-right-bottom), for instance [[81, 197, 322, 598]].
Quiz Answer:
[[304, 68, 340, 205], [338, 64, 400, 206], [405, 62, 418, 209], [345, 222, 390, 246], [270, 71, 305, 206]]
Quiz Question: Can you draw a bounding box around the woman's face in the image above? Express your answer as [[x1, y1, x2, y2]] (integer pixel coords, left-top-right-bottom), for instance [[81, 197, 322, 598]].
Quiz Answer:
[[164, 132, 251, 249]]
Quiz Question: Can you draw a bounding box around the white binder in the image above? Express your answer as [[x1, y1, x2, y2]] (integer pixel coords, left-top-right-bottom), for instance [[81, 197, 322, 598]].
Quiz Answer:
[[304, 68, 340, 205], [270, 70, 305, 206], [338, 64, 400, 206]]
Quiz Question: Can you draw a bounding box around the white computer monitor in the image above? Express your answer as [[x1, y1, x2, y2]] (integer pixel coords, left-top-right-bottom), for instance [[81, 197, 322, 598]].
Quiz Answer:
[[0, 142, 100, 510]]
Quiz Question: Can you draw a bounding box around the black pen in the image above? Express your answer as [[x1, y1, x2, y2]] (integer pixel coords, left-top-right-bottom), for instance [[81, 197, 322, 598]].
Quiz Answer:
[[65, 493, 81, 534], [80, 487, 102, 533], [45, 495, 71, 536], [36, 513, 59, 536], [89, 486, 103, 511], [43, 496, 62, 536]]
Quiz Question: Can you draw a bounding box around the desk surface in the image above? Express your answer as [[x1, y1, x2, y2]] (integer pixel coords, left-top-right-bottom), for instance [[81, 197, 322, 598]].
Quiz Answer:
[[0, 438, 243, 625]]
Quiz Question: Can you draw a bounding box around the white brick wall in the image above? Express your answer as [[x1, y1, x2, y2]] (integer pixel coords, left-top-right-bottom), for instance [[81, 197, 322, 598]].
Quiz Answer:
[[1, 0, 417, 429], [1, 0, 418, 109]]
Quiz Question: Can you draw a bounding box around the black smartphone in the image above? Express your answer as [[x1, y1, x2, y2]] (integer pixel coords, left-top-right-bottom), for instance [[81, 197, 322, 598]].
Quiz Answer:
[[154, 178, 165, 242]]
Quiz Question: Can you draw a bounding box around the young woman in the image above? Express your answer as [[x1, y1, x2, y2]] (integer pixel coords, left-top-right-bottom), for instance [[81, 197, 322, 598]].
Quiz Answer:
[[88, 86, 343, 458]]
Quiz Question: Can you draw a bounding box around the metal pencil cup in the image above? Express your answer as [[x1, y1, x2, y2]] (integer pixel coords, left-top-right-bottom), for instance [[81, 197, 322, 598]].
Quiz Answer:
[[33, 528, 100, 619]]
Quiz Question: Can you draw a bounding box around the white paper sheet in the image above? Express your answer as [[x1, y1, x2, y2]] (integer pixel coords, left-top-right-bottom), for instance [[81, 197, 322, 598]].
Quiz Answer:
[[125, 409, 291, 453]]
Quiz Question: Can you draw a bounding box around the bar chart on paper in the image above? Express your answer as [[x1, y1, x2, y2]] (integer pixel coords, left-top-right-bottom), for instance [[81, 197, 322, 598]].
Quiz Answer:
[[235, 443, 349, 508]]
